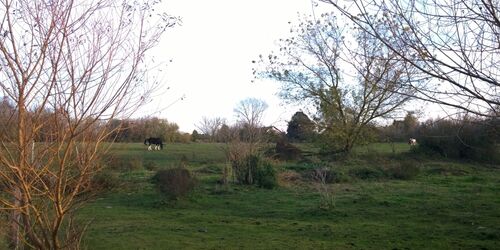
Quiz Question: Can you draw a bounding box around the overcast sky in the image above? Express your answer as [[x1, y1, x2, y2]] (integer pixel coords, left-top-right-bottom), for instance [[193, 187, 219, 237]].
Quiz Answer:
[[136, 0, 331, 132]]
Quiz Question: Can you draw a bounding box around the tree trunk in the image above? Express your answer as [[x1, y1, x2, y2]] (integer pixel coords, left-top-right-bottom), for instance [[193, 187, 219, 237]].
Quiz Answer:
[[10, 94, 26, 249]]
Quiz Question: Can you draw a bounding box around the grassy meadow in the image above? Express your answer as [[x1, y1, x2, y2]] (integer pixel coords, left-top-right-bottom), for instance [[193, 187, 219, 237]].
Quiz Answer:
[[71, 142, 500, 249]]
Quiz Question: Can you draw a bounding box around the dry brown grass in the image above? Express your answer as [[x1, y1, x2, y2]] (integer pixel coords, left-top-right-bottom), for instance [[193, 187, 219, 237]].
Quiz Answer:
[[277, 170, 303, 187]]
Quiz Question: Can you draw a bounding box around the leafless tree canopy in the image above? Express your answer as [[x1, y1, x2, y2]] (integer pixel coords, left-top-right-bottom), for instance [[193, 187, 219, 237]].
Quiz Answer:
[[196, 116, 226, 142], [234, 98, 268, 129], [233, 98, 268, 145], [0, 0, 177, 248], [322, 0, 500, 117]]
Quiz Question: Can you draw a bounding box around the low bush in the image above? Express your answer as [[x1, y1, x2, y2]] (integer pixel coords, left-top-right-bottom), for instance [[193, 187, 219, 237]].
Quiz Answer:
[[143, 161, 159, 171], [310, 167, 347, 184], [126, 158, 143, 171], [91, 170, 120, 191], [152, 168, 197, 199], [275, 139, 302, 161], [386, 161, 420, 180], [254, 161, 278, 189], [349, 167, 384, 180]]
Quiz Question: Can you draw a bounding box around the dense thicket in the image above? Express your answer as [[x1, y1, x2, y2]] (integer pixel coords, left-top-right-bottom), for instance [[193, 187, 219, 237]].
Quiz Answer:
[[415, 118, 499, 163]]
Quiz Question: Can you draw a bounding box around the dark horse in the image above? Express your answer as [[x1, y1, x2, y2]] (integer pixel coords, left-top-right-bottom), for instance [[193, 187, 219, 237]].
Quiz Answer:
[[144, 137, 163, 150]]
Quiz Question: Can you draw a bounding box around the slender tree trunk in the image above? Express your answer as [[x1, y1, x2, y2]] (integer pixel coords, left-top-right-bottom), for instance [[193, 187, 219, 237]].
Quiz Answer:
[[9, 189, 21, 249], [10, 94, 26, 249]]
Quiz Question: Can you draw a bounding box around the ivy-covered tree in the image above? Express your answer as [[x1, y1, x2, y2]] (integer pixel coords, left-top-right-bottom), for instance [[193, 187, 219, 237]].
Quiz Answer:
[[287, 111, 316, 142], [191, 130, 200, 142]]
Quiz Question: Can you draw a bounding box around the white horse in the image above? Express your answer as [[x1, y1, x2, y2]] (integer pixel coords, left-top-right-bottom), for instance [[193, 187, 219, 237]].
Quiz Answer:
[[408, 138, 417, 145]]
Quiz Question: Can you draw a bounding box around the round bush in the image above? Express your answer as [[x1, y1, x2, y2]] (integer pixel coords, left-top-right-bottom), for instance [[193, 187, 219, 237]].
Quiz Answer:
[[91, 170, 120, 191], [387, 161, 420, 180], [152, 168, 197, 199]]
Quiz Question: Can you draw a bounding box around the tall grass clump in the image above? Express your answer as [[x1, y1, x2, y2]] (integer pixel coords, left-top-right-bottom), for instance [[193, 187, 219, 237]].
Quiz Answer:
[[143, 161, 159, 171], [104, 154, 143, 171], [312, 168, 336, 210], [151, 168, 197, 199]]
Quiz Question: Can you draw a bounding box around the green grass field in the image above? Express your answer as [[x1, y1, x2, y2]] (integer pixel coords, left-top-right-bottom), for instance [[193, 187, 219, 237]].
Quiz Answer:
[[72, 142, 500, 249]]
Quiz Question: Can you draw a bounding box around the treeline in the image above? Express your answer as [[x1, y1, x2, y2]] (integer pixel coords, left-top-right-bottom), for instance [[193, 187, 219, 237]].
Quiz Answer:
[[413, 117, 499, 162], [197, 110, 499, 163], [192, 124, 282, 143], [0, 98, 190, 143], [108, 117, 191, 143]]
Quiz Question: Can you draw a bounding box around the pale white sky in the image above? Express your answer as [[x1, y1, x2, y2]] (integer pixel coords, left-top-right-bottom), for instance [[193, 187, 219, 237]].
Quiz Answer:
[[137, 0, 330, 132]]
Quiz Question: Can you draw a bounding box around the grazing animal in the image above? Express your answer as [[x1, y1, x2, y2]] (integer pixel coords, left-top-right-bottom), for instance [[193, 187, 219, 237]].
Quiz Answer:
[[408, 138, 417, 145], [144, 137, 163, 150]]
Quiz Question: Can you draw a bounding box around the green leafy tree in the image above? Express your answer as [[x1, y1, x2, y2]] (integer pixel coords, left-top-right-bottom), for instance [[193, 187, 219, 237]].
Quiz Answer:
[[403, 112, 419, 138]]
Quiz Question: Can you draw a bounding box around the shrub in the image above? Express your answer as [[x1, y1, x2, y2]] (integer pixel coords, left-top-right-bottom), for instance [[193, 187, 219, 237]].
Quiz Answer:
[[349, 167, 384, 180], [231, 154, 277, 188], [231, 154, 258, 185], [386, 161, 420, 180], [91, 170, 120, 191], [152, 168, 197, 199], [125, 158, 143, 171], [143, 161, 159, 171], [310, 167, 347, 183], [275, 139, 302, 161], [254, 161, 278, 189]]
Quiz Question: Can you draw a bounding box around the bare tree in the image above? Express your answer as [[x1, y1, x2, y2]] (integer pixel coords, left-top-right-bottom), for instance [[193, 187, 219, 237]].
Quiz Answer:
[[254, 13, 419, 152], [196, 116, 226, 142], [322, 0, 500, 118], [233, 98, 268, 147], [0, 0, 177, 248]]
